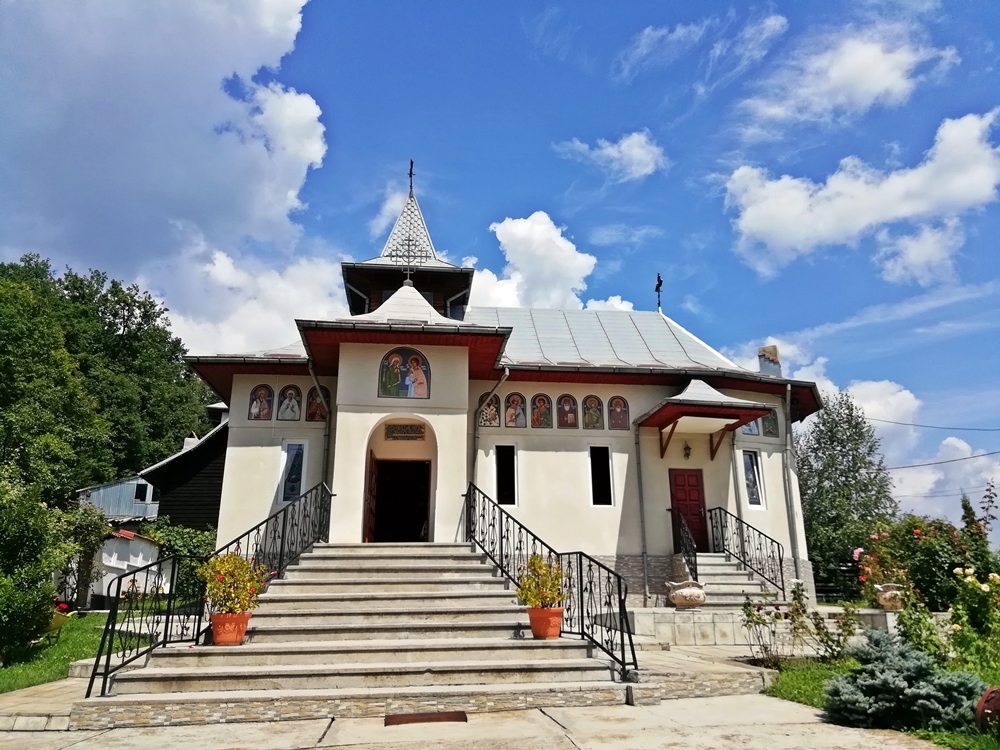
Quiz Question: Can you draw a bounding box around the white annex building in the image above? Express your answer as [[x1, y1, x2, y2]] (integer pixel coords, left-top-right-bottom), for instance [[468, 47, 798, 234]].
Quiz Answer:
[[188, 187, 823, 605]]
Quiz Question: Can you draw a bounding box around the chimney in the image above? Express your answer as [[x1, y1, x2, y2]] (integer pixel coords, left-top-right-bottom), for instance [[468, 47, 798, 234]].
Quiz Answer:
[[182, 431, 199, 451], [758, 345, 782, 377]]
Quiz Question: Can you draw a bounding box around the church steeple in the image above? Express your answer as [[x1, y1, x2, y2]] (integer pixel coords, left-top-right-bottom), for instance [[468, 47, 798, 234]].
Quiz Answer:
[[340, 161, 474, 319]]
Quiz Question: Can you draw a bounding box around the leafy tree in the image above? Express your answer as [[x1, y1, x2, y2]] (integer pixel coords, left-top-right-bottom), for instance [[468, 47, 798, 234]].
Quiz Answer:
[[0, 481, 74, 662], [57, 501, 112, 608], [796, 391, 898, 597], [0, 255, 212, 502], [0, 279, 113, 503], [139, 516, 217, 602]]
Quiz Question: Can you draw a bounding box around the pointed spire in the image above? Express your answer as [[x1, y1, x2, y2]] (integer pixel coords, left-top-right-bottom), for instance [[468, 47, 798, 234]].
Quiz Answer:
[[379, 163, 440, 266]]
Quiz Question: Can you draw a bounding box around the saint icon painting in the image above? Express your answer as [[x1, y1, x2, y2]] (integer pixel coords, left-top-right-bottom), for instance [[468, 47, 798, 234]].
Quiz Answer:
[[608, 396, 629, 430], [531, 394, 552, 428], [277, 385, 302, 421], [478, 393, 500, 427], [505, 393, 526, 427], [583, 395, 604, 430], [378, 347, 431, 399], [306, 386, 331, 422], [248, 384, 273, 421], [556, 394, 578, 429]]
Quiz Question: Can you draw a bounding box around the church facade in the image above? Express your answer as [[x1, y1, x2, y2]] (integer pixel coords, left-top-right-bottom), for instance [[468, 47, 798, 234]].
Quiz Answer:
[[188, 189, 822, 603]]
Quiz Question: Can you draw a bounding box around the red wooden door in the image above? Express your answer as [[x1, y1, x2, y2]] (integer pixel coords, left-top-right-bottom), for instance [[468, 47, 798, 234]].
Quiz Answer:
[[363, 451, 378, 543], [669, 469, 709, 552]]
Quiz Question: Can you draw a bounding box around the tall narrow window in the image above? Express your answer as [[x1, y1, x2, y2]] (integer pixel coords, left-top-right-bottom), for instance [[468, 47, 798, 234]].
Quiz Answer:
[[743, 450, 764, 507], [134, 483, 147, 502], [495, 445, 516, 505], [589, 447, 613, 505], [281, 442, 307, 503]]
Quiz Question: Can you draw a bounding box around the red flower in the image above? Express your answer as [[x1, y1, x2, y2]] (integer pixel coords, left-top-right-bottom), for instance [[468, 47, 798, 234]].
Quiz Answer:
[[217, 575, 223, 581], [859, 575, 867, 581], [913, 529, 921, 535], [56, 603, 68, 611]]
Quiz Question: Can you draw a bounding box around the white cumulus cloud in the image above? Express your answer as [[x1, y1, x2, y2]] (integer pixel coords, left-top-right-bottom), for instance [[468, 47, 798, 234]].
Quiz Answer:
[[368, 186, 409, 240], [554, 130, 669, 183], [468, 211, 631, 311], [726, 110, 1000, 277], [611, 21, 709, 83], [876, 218, 963, 287], [741, 24, 958, 139]]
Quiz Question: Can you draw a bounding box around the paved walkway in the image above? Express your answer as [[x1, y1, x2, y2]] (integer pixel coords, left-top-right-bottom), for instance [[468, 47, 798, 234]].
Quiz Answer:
[[0, 679, 87, 731], [0, 695, 937, 749]]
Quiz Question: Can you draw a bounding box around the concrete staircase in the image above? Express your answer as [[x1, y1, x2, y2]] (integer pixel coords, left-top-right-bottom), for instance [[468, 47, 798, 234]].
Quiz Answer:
[[72, 543, 631, 729], [696, 553, 782, 607]]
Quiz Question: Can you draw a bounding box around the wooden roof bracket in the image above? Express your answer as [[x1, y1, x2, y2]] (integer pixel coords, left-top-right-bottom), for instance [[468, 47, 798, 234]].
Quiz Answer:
[[659, 421, 679, 459], [709, 427, 729, 461]]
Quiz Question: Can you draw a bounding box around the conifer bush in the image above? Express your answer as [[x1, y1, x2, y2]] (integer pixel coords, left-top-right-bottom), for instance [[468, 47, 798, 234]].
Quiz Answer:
[[826, 629, 984, 732]]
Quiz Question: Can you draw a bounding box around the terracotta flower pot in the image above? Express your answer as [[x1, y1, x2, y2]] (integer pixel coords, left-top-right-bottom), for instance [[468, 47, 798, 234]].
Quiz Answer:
[[526, 607, 563, 639], [210, 612, 252, 646]]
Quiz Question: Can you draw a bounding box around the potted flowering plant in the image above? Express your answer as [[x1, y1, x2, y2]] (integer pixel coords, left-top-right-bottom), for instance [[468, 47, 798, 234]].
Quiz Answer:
[[196, 554, 268, 646], [516, 554, 566, 639]]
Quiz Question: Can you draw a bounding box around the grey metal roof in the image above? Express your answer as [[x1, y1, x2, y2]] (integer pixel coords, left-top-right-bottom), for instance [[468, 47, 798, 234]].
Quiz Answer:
[[462, 308, 744, 372], [361, 191, 457, 269]]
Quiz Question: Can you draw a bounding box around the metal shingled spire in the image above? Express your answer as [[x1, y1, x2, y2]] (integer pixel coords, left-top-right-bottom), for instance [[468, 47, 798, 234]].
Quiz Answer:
[[379, 161, 439, 266]]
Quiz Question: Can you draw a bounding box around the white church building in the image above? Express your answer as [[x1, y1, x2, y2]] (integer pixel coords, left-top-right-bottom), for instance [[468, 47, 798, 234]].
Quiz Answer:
[[188, 188, 822, 604]]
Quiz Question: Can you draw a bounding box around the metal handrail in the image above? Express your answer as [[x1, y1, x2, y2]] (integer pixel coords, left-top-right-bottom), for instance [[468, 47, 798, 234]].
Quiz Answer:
[[667, 507, 699, 582], [464, 482, 638, 681], [86, 483, 333, 698], [708, 506, 785, 597]]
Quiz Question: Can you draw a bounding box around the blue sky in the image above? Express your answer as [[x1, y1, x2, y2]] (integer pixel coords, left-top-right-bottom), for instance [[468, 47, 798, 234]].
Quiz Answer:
[[2, 1, 999, 522]]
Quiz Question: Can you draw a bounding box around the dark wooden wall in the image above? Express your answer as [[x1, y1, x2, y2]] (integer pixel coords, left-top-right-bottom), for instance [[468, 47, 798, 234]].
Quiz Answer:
[[156, 451, 226, 531]]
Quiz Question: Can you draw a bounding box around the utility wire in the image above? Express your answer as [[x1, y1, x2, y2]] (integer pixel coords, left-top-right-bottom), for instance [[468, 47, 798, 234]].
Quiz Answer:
[[886, 449, 1000, 470], [870, 417, 1000, 432]]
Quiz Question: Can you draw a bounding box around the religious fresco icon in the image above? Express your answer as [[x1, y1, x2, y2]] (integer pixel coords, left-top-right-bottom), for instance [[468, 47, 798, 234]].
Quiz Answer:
[[248, 384, 274, 421], [556, 394, 578, 429], [306, 386, 331, 422], [608, 396, 629, 430], [583, 395, 604, 430], [378, 347, 431, 399], [505, 393, 527, 428], [276, 385, 302, 421], [478, 393, 500, 427], [531, 394, 552, 428]]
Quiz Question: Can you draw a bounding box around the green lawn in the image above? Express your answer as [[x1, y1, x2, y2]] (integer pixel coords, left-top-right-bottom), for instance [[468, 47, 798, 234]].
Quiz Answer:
[[764, 659, 1000, 750], [0, 612, 108, 694]]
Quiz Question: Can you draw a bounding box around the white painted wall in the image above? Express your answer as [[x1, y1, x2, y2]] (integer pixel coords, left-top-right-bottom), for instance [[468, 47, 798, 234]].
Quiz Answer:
[[330, 343, 470, 543], [216, 374, 336, 547]]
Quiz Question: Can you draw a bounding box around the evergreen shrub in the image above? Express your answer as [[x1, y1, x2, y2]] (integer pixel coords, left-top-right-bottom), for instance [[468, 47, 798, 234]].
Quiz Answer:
[[826, 629, 985, 732]]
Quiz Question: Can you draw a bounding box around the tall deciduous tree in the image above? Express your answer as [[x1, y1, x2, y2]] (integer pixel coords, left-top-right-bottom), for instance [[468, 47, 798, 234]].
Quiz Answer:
[[796, 390, 898, 594]]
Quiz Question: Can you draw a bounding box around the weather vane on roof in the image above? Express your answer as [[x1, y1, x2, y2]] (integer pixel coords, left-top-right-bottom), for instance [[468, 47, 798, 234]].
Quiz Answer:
[[655, 273, 663, 312], [408, 159, 414, 196]]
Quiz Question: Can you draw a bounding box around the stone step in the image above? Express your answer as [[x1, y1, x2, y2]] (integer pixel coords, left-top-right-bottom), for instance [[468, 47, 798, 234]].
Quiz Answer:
[[697, 598, 787, 609], [311, 543, 474, 553], [256, 590, 517, 611], [249, 605, 525, 627], [109, 658, 612, 694], [283, 564, 496, 579], [697, 570, 756, 580], [265, 576, 509, 593], [247, 619, 529, 643], [148, 638, 592, 668], [299, 552, 489, 567], [69, 682, 630, 729], [703, 581, 768, 594]]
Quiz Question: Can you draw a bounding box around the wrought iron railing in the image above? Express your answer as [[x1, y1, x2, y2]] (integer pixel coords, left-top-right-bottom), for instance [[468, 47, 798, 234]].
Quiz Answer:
[[86, 483, 332, 698], [464, 483, 637, 681], [667, 507, 699, 582], [708, 507, 785, 597]]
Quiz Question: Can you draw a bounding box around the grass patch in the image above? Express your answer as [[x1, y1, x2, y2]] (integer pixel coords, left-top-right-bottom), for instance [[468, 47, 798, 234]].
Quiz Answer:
[[0, 612, 108, 694], [911, 732, 1000, 750], [763, 658, 857, 709]]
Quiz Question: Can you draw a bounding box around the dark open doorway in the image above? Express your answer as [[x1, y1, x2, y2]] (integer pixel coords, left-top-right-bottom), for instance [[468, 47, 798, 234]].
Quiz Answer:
[[370, 460, 431, 542]]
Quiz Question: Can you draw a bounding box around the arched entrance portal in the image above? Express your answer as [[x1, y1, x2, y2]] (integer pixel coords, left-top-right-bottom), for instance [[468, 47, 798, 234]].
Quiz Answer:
[[363, 418, 437, 543]]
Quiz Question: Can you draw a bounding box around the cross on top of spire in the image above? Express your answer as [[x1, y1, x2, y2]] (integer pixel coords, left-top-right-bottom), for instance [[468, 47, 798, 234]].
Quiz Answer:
[[378, 161, 441, 267]]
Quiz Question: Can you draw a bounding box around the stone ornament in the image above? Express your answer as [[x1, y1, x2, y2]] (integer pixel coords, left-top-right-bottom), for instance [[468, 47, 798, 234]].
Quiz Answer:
[[667, 580, 706, 609], [874, 583, 904, 611]]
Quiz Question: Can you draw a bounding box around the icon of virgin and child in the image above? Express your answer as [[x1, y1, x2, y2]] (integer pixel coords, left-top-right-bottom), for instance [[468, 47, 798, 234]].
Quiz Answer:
[[378, 347, 431, 399]]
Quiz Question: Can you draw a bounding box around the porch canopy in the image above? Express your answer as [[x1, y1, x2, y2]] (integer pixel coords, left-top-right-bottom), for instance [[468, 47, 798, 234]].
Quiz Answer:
[[635, 379, 773, 459]]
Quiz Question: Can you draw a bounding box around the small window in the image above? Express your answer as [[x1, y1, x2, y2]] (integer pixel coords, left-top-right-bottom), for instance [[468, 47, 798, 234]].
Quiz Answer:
[[133, 484, 147, 502], [741, 419, 760, 435], [589, 447, 613, 506], [495, 445, 516, 506], [743, 450, 764, 506], [150, 487, 160, 504], [761, 410, 780, 437], [281, 442, 307, 503]]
